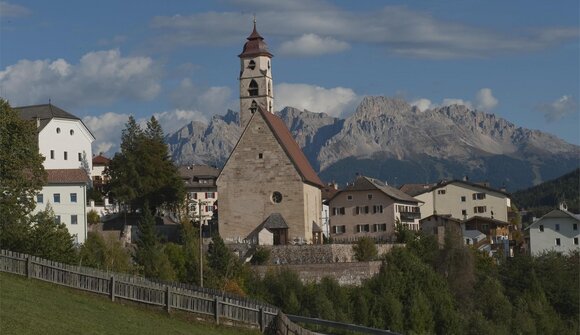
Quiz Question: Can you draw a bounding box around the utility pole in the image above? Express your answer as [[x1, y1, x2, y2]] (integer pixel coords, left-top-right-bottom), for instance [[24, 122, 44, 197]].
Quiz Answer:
[[198, 200, 204, 287]]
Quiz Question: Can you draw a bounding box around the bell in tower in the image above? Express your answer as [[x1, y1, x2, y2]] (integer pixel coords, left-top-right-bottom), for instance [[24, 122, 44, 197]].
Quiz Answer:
[[238, 18, 274, 128]]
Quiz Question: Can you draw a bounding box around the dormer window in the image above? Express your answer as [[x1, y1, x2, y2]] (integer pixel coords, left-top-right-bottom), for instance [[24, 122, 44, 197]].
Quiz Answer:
[[248, 60, 256, 70], [248, 80, 259, 96]]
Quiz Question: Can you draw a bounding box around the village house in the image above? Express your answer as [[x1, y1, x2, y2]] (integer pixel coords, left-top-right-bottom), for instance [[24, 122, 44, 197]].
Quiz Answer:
[[217, 22, 324, 246], [178, 164, 219, 228], [400, 179, 511, 222], [526, 204, 579, 255], [16, 103, 94, 243], [419, 214, 463, 248], [328, 176, 422, 242]]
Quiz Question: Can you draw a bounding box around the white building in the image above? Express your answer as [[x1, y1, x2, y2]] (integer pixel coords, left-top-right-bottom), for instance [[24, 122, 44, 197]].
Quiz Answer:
[[401, 180, 511, 222], [16, 104, 95, 243], [527, 205, 580, 256], [178, 165, 220, 226], [34, 169, 90, 243]]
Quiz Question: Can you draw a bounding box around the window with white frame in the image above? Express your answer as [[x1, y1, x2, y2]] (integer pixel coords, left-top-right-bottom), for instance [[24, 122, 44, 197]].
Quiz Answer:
[[473, 206, 486, 213], [54, 193, 61, 203], [373, 223, 387, 232], [332, 225, 346, 234], [356, 224, 370, 233], [555, 238, 561, 246], [472, 193, 486, 200], [70, 193, 77, 203], [71, 215, 78, 225], [37, 194, 44, 203]]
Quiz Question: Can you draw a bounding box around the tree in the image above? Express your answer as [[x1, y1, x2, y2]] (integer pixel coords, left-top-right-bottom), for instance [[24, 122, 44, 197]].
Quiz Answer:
[[0, 99, 46, 249], [133, 205, 174, 280], [27, 205, 78, 264], [105, 116, 184, 213], [87, 210, 100, 226], [353, 237, 378, 261], [79, 232, 133, 273]]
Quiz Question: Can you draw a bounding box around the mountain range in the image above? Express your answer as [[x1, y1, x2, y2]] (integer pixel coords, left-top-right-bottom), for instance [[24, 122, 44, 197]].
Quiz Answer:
[[166, 96, 579, 191]]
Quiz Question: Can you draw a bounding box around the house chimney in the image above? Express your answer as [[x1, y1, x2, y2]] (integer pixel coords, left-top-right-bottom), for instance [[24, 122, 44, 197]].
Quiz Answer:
[[463, 175, 469, 182], [34, 117, 40, 128], [559, 202, 568, 211]]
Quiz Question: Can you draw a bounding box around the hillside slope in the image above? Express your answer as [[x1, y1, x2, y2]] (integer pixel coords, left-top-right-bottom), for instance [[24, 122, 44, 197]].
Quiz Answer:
[[0, 273, 259, 335], [513, 168, 579, 215]]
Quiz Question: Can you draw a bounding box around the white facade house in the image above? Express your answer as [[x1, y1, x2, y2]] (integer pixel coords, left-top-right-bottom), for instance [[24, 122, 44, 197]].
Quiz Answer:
[[16, 104, 95, 244], [401, 180, 511, 222], [527, 206, 580, 256], [34, 170, 90, 243], [178, 165, 220, 226]]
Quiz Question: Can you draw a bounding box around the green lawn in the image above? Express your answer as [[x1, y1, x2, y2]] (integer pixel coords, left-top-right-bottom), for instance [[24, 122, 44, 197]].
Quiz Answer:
[[0, 272, 261, 335]]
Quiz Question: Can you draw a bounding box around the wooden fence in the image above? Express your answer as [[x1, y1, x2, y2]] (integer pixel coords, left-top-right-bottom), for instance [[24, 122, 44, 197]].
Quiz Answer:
[[0, 249, 278, 332]]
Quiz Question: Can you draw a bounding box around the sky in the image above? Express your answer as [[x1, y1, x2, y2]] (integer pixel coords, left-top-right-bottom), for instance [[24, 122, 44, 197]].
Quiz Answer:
[[1, 0, 579, 155]]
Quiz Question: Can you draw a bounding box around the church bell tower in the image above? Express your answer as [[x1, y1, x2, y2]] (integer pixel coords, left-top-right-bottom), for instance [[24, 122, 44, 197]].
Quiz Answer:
[[238, 19, 274, 128]]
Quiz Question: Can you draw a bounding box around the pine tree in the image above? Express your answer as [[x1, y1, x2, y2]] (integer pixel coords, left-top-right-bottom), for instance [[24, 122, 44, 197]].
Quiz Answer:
[[105, 116, 184, 213]]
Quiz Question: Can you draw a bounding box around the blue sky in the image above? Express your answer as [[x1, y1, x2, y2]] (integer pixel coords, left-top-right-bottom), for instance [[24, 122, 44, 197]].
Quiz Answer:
[[1, 0, 578, 154]]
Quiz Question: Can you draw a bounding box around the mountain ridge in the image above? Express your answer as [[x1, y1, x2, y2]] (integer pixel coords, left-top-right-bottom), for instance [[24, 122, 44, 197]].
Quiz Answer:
[[166, 96, 579, 191]]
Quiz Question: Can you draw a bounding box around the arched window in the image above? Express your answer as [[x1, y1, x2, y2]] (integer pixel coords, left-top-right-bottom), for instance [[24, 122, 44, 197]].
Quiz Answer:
[[248, 80, 258, 97], [268, 81, 272, 96], [250, 100, 258, 114], [248, 60, 256, 70], [269, 101, 272, 112]]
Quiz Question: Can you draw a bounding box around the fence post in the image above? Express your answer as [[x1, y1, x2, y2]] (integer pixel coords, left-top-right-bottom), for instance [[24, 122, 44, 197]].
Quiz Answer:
[[165, 286, 171, 313], [214, 297, 220, 325], [259, 307, 264, 333], [110, 275, 115, 301], [26, 257, 31, 279]]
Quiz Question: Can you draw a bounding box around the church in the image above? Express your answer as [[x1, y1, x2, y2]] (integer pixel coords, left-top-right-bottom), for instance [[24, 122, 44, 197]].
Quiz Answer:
[[217, 21, 324, 245]]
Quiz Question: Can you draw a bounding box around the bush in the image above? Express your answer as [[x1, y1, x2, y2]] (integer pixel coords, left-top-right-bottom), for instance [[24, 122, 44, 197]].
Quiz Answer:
[[250, 246, 270, 265], [87, 210, 100, 225], [353, 237, 378, 261]]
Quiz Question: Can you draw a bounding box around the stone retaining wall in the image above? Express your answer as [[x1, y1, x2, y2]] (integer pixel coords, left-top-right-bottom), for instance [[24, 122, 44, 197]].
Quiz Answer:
[[266, 243, 403, 264], [253, 261, 383, 286]]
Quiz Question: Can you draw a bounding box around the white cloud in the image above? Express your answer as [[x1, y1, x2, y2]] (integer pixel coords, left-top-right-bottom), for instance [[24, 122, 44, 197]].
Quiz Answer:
[[0, 1, 30, 17], [441, 98, 473, 110], [278, 34, 349, 56], [170, 79, 236, 117], [412, 88, 499, 111], [475, 88, 498, 111], [0, 49, 161, 108], [410, 98, 433, 112], [537, 95, 579, 122], [149, 4, 578, 59], [274, 83, 359, 117], [83, 112, 130, 155]]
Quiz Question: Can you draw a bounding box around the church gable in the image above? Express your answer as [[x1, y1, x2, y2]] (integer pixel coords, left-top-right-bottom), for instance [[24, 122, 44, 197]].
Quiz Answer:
[[219, 109, 301, 184]]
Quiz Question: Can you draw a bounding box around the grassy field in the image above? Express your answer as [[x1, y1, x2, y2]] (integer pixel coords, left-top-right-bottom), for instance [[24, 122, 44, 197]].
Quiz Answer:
[[0, 272, 260, 335]]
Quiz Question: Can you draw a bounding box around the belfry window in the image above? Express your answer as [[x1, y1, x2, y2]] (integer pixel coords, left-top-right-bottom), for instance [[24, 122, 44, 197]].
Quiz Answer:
[[248, 80, 259, 96], [248, 60, 256, 70], [250, 100, 258, 114]]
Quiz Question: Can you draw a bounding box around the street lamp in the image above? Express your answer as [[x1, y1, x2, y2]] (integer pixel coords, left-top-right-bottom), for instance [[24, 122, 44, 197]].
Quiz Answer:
[[192, 199, 209, 287]]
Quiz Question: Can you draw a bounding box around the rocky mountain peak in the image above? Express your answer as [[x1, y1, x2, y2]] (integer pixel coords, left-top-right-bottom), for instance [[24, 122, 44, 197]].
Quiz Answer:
[[166, 96, 579, 190]]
